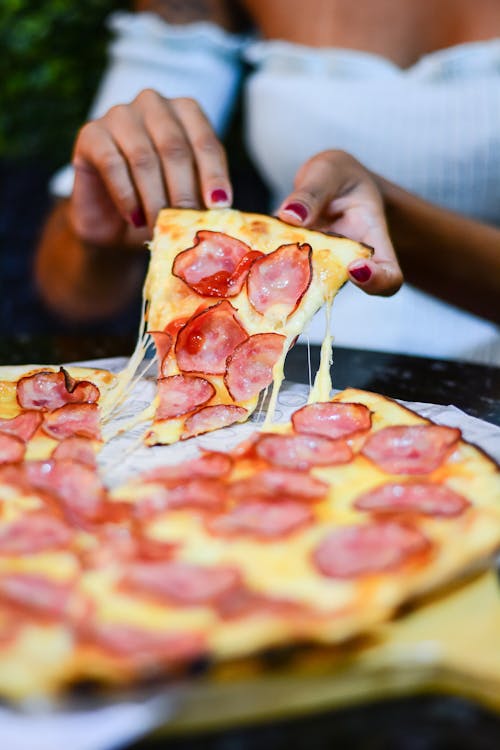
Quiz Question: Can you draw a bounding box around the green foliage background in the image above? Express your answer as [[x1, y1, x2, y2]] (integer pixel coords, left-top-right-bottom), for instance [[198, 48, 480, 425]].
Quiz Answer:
[[0, 0, 130, 167]]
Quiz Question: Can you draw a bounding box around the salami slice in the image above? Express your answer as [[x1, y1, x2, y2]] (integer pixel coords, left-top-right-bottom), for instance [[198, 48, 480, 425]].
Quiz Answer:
[[42, 403, 101, 441], [87, 622, 206, 663], [149, 330, 173, 376], [224, 333, 285, 402], [125, 561, 241, 605], [17, 368, 99, 411], [354, 481, 470, 517], [247, 243, 312, 316], [230, 467, 328, 502], [0, 573, 74, 618], [0, 513, 72, 555], [183, 404, 247, 439], [255, 433, 352, 470], [173, 230, 262, 297], [362, 425, 461, 474], [0, 411, 43, 442], [313, 521, 431, 579], [141, 451, 233, 484], [176, 301, 247, 374], [134, 478, 228, 519], [51, 436, 97, 468], [292, 402, 372, 440], [208, 500, 313, 539], [156, 374, 215, 420], [0, 433, 25, 464], [24, 459, 107, 525]]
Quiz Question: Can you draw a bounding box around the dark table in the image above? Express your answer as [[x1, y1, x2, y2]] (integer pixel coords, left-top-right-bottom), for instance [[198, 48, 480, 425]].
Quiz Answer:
[[2, 336, 500, 749]]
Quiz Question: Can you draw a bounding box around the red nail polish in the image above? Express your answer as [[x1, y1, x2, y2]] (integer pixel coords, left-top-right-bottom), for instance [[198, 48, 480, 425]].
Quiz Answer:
[[350, 264, 372, 283], [210, 189, 229, 204], [283, 202, 308, 222], [130, 207, 146, 228]]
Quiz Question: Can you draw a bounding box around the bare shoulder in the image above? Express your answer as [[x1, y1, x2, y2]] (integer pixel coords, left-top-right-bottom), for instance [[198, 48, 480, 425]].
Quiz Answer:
[[133, 0, 251, 32]]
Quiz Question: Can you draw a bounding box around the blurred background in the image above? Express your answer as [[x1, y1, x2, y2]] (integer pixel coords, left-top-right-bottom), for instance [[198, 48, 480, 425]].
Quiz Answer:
[[0, 0, 130, 338]]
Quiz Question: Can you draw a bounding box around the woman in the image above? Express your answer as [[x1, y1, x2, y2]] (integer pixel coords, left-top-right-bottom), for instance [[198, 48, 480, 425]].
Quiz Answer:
[[36, 0, 500, 363]]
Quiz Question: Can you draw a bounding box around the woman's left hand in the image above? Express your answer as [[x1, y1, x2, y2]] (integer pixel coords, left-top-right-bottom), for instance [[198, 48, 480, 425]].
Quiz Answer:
[[277, 150, 403, 296]]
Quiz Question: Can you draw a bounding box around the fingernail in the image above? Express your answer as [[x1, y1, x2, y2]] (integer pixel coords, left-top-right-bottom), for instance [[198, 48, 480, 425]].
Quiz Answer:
[[210, 189, 229, 205], [282, 202, 308, 222], [349, 264, 372, 283], [130, 207, 146, 228]]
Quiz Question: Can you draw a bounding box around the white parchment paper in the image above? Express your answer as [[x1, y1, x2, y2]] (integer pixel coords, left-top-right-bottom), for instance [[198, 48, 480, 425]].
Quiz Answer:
[[1, 356, 499, 750]]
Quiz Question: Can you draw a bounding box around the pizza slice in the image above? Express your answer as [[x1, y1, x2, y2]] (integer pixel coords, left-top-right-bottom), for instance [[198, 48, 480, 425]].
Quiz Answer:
[[142, 208, 371, 445], [0, 364, 118, 465]]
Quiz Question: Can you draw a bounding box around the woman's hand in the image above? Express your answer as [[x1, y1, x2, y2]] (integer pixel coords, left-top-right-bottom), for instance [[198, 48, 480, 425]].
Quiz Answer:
[[277, 150, 403, 296], [69, 90, 232, 248]]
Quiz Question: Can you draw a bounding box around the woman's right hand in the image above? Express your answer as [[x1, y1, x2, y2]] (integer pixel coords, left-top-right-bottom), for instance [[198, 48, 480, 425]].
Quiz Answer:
[[69, 89, 233, 248]]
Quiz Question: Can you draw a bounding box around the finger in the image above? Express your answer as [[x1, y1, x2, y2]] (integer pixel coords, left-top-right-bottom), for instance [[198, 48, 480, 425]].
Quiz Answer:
[[137, 91, 201, 209], [171, 98, 232, 208], [105, 103, 167, 227], [346, 191, 403, 297], [73, 122, 143, 228], [276, 151, 349, 226]]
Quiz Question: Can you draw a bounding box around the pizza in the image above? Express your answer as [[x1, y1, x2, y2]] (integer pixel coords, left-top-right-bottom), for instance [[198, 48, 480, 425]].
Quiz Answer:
[[0, 379, 498, 701], [140, 208, 371, 445], [0, 364, 119, 464]]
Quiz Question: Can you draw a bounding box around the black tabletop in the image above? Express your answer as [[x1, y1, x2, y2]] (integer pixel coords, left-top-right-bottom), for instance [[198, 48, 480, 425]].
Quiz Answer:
[[2, 336, 500, 748]]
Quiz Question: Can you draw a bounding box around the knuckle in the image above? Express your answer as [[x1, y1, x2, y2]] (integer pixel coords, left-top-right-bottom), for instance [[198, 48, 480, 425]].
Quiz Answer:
[[158, 137, 191, 163], [135, 88, 162, 106], [104, 103, 129, 122], [99, 150, 123, 175], [174, 96, 202, 113], [193, 134, 222, 157], [127, 145, 155, 171]]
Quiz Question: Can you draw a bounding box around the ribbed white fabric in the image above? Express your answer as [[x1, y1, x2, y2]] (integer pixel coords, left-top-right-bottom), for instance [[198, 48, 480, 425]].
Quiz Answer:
[[244, 39, 500, 365]]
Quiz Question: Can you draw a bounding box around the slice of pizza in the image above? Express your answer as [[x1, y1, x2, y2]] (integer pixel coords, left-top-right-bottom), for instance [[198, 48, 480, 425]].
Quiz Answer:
[[142, 208, 371, 445], [0, 364, 117, 464]]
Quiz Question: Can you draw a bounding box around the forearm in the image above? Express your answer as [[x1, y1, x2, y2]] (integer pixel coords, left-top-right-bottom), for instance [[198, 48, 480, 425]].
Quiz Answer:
[[35, 201, 146, 322], [377, 177, 500, 322]]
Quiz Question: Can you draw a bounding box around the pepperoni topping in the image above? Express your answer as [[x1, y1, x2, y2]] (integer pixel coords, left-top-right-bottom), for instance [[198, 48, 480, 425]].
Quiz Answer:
[[255, 433, 352, 470], [354, 481, 470, 517], [51, 436, 97, 468], [224, 333, 285, 402], [183, 404, 247, 439], [230, 468, 328, 502], [0, 411, 43, 442], [17, 368, 100, 411], [0, 573, 74, 618], [156, 374, 215, 420], [125, 561, 241, 605], [141, 451, 233, 485], [42, 403, 101, 441], [0, 513, 72, 555], [247, 243, 312, 316], [134, 478, 228, 519], [0, 433, 25, 464], [176, 301, 247, 374], [313, 521, 431, 579], [362, 425, 461, 474], [292, 402, 372, 440], [208, 500, 313, 539], [149, 330, 173, 376], [86, 622, 206, 664], [24, 460, 107, 525], [172, 230, 262, 297]]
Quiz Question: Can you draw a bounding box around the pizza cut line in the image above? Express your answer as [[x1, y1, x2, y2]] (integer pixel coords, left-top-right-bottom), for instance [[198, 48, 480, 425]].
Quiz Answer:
[[0, 209, 499, 703]]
